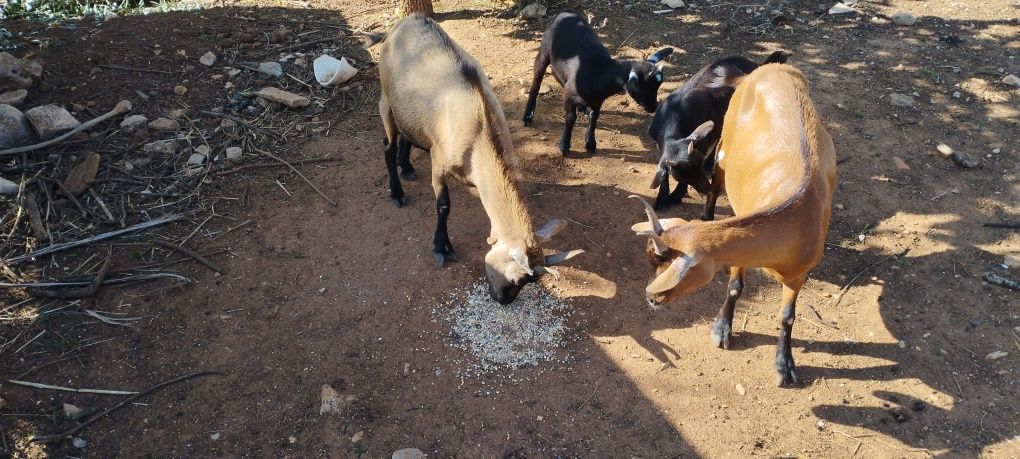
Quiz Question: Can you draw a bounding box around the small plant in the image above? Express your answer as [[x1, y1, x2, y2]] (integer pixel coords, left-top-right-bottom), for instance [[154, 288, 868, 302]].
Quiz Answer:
[[0, 0, 198, 22]]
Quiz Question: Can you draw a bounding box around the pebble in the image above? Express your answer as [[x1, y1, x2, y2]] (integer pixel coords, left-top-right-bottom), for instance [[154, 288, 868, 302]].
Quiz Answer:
[[1003, 74, 1020, 88], [187, 152, 206, 166], [199, 51, 217, 67], [62, 152, 100, 195], [148, 117, 179, 132], [24, 104, 80, 141], [255, 87, 310, 108], [225, 146, 242, 161], [986, 351, 1008, 360], [888, 93, 914, 108], [0, 176, 18, 195], [661, 0, 685, 8], [210, 432, 222, 441], [735, 383, 746, 396], [828, 3, 854, 14], [174, 85, 188, 96], [835, 203, 844, 210], [520, 3, 547, 18], [120, 114, 148, 134], [319, 384, 344, 415], [897, 340, 906, 349], [0, 89, 28, 106], [891, 12, 916, 26], [169, 108, 186, 119], [892, 156, 910, 170], [539, 82, 551, 94], [227, 68, 242, 78], [0, 103, 34, 148], [936, 143, 953, 156], [257, 62, 284, 77], [952, 91, 961, 99], [194, 145, 211, 157], [393, 448, 426, 459], [143, 140, 177, 155], [72, 437, 87, 448], [351, 431, 364, 443]]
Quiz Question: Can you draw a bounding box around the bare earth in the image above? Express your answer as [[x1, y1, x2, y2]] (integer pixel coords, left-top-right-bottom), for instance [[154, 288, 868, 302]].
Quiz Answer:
[[2, 0, 1019, 457]]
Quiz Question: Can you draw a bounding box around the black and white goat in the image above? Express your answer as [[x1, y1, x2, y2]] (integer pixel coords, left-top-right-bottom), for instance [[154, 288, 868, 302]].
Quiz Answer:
[[647, 51, 789, 216], [523, 12, 673, 155]]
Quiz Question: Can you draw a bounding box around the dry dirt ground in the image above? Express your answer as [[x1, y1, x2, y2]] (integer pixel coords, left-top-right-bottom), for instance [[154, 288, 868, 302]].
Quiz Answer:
[[2, 0, 1020, 457]]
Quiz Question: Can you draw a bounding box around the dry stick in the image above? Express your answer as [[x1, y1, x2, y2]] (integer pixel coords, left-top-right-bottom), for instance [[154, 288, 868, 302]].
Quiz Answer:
[[831, 248, 910, 308], [214, 157, 338, 176], [28, 257, 112, 299], [0, 101, 133, 157], [31, 370, 225, 443], [198, 110, 282, 139], [89, 188, 116, 222], [98, 64, 171, 75], [8, 379, 137, 395], [983, 272, 1020, 291], [256, 149, 337, 206], [5, 214, 184, 264], [153, 240, 224, 274], [24, 193, 48, 242]]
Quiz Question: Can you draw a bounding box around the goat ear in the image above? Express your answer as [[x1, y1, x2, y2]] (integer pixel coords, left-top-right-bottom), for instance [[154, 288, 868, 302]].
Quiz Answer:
[[647, 47, 674, 64], [646, 254, 695, 294], [630, 218, 687, 234], [650, 168, 666, 189], [487, 235, 498, 245], [545, 249, 584, 267], [535, 218, 567, 243], [686, 120, 714, 141]]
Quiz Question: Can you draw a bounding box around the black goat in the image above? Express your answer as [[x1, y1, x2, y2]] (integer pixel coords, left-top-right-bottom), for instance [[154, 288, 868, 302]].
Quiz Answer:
[[647, 51, 789, 216], [523, 12, 673, 155]]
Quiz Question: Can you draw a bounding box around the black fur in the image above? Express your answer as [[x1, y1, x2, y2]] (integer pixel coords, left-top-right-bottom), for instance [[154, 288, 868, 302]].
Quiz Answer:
[[647, 51, 789, 215], [523, 12, 673, 155]]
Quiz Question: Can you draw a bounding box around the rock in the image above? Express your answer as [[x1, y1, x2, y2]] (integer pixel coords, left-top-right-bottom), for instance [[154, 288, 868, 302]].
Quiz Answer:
[[936, 143, 953, 156], [256, 87, 310, 108], [0, 176, 19, 195], [0, 104, 34, 148], [351, 431, 364, 443], [220, 118, 239, 137], [257, 62, 284, 77], [143, 140, 177, 155], [539, 82, 551, 94], [194, 145, 211, 157], [892, 156, 910, 170], [949, 151, 979, 168], [986, 351, 1008, 360], [174, 85, 188, 96], [393, 448, 427, 459], [891, 12, 916, 26], [661, 0, 684, 7], [120, 114, 148, 134], [735, 384, 745, 396], [24, 105, 80, 141], [210, 432, 222, 441], [828, 3, 854, 14], [63, 403, 83, 420], [952, 91, 961, 99], [0, 89, 27, 106], [225, 146, 242, 160], [520, 3, 547, 18], [888, 93, 914, 108], [0, 52, 43, 91], [320, 384, 344, 415], [200, 51, 217, 67], [62, 152, 101, 195], [148, 117, 179, 132], [169, 109, 186, 119], [187, 152, 207, 166], [72, 437, 87, 449], [1003, 74, 1020, 88], [1005, 253, 1020, 269]]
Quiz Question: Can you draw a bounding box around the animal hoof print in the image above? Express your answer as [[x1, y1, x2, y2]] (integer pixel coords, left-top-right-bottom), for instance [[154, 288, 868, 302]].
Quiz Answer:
[[391, 195, 406, 208], [401, 169, 418, 181], [710, 318, 732, 350]]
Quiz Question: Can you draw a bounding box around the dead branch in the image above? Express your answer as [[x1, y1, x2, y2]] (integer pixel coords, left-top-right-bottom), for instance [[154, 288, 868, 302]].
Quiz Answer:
[[153, 240, 224, 274], [983, 272, 1020, 291], [26, 256, 112, 299], [98, 64, 171, 75], [7, 379, 138, 395], [4, 214, 184, 265], [255, 148, 337, 206]]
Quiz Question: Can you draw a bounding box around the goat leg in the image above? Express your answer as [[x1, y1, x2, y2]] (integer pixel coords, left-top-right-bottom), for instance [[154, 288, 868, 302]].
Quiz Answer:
[[653, 174, 672, 210], [397, 136, 417, 181], [559, 101, 578, 155], [522, 53, 549, 126], [584, 104, 601, 153], [432, 180, 456, 266], [384, 140, 405, 207], [775, 280, 803, 387], [711, 267, 745, 349]]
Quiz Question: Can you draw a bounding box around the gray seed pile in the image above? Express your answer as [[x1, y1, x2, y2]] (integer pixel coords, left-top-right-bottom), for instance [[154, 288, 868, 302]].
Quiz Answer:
[[444, 281, 572, 376]]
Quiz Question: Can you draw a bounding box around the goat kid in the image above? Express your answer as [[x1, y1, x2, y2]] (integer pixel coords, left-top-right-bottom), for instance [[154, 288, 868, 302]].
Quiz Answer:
[[523, 12, 673, 155], [647, 51, 789, 215], [378, 14, 583, 304], [630, 63, 836, 386]]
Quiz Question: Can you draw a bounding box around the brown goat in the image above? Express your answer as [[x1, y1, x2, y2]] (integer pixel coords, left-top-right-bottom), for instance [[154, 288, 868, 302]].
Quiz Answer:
[[630, 63, 836, 386], [378, 14, 582, 304]]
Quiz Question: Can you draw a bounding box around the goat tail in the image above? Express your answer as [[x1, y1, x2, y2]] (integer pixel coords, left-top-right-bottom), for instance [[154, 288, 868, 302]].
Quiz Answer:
[[763, 50, 791, 65]]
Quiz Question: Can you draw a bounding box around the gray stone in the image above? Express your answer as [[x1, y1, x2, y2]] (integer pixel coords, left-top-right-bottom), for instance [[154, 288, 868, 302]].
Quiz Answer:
[[888, 93, 914, 108], [0, 89, 27, 107], [120, 114, 148, 134], [0, 52, 43, 92], [661, 0, 684, 8], [220, 118, 239, 137], [392, 449, 426, 459], [520, 3, 547, 18], [0, 176, 19, 195], [187, 152, 207, 166], [539, 82, 551, 94], [142, 140, 177, 155], [828, 2, 854, 14], [225, 146, 242, 160], [194, 144, 211, 157], [199, 51, 217, 67], [0, 104, 34, 148], [1003, 74, 1020, 88], [257, 62, 283, 77], [24, 104, 80, 141], [891, 12, 916, 26], [255, 87, 310, 108], [148, 117, 180, 132]]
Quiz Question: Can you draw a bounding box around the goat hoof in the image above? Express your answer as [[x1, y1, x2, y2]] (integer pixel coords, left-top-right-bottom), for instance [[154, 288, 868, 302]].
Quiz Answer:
[[401, 169, 418, 181], [434, 245, 456, 266], [585, 144, 597, 154], [710, 317, 732, 349], [391, 196, 405, 208], [775, 356, 799, 387], [522, 115, 533, 126]]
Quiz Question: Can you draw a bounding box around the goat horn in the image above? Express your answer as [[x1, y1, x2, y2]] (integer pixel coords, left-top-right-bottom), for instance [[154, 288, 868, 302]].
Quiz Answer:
[[545, 249, 584, 267], [629, 195, 664, 236], [637, 231, 671, 257]]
